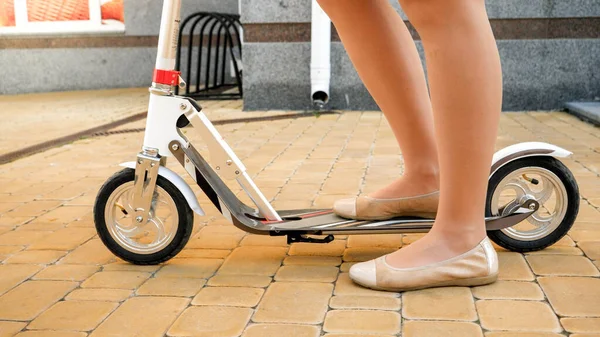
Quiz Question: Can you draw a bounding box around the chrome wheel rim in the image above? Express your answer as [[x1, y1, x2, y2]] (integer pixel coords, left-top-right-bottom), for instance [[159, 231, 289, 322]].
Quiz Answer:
[[104, 182, 179, 254], [490, 166, 568, 241]]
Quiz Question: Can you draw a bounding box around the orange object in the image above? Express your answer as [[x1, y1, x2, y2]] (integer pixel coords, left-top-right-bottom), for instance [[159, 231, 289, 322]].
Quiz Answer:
[[101, 0, 124, 22]]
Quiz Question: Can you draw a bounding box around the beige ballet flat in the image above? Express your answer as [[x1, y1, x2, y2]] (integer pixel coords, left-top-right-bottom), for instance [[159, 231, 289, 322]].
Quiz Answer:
[[333, 191, 439, 220], [349, 237, 498, 292]]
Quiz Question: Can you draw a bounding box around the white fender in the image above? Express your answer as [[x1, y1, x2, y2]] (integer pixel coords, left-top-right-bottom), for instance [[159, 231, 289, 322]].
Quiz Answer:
[[120, 162, 204, 216], [491, 142, 572, 176]]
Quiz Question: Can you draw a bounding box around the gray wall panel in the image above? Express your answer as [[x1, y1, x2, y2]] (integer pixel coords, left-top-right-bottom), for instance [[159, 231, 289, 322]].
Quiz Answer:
[[125, 0, 238, 36], [241, 0, 600, 23], [243, 40, 600, 112], [0, 48, 156, 95]]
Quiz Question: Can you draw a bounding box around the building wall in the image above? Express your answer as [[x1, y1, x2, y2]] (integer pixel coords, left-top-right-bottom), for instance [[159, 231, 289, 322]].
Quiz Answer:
[[0, 0, 238, 95], [241, 0, 600, 111]]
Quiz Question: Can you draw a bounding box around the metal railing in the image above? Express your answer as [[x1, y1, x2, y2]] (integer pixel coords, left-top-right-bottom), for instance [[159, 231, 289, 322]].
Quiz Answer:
[[175, 12, 243, 100]]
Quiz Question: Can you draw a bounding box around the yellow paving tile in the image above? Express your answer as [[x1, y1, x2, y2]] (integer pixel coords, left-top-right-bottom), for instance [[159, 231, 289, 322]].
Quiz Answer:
[[403, 321, 483, 337], [329, 295, 401, 311], [497, 252, 535, 281], [274, 265, 339, 283], [578, 241, 600, 260], [154, 258, 223, 279], [218, 247, 287, 276], [347, 234, 402, 248], [283, 255, 342, 266], [65, 288, 132, 302], [90, 297, 189, 337], [176, 249, 231, 259], [0, 230, 52, 246], [323, 310, 400, 335], [485, 332, 564, 337], [58, 239, 115, 265], [289, 240, 347, 257], [476, 300, 562, 332], [192, 287, 264, 307], [168, 306, 252, 337], [81, 271, 151, 289], [15, 332, 87, 337], [33, 265, 99, 281], [526, 255, 600, 276], [539, 277, 600, 317], [0, 264, 42, 295], [239, 235, 289, 247], [4, 250, 66, 264], [28, 300, 118, 331], [0, 280, 77, 320], [253, 282, 333, 324], [0, 321, 26, 337], [242, 324, 320, 337], [137, 277, 206, 297], [207, 274, 272, 288], [561, 318, 600, 334], [28, 227, 96, 250], [471, 280, 544, 300], [402, 287, 477, 321]]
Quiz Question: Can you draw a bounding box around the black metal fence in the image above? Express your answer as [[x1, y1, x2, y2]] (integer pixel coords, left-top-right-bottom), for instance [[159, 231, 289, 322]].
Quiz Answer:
[[176, 12, 243, 100]]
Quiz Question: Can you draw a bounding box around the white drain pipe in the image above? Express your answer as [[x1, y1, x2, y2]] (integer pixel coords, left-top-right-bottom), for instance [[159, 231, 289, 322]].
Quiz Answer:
[[311, 0, 331, 108]]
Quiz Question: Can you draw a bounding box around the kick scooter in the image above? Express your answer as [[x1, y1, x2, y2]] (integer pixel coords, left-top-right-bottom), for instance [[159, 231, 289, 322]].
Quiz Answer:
[[93, 0, 580, 265]]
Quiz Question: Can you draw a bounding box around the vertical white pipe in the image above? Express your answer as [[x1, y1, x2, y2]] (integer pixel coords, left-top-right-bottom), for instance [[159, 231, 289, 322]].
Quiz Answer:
[[311, 0, 331, 107], [155, 0, 182, 70]]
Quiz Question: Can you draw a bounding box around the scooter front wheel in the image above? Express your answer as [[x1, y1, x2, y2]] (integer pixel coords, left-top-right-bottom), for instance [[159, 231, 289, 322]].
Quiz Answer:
[[94, 168, 194, 265], [485, 156, 579, 252]]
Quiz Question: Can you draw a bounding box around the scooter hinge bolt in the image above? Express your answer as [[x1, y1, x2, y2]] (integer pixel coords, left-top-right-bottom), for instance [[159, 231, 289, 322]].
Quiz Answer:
[[171, 144, 179, 151], [529, 203, 536, 210], [136, 216, 143, 223], [180, 103, 187, 110]]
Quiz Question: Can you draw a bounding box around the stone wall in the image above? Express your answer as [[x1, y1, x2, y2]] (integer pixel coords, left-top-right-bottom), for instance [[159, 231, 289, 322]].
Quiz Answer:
[[0, 0, 238, 95], [241, 0, 600, 111]]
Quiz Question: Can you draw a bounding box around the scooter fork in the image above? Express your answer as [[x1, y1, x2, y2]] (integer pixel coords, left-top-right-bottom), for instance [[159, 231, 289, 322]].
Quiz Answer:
[[130, 148, 164, 226]]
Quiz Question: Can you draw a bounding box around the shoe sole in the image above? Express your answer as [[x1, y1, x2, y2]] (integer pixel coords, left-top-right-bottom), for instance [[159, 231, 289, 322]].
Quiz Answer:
[[354, 273, 499, 292]]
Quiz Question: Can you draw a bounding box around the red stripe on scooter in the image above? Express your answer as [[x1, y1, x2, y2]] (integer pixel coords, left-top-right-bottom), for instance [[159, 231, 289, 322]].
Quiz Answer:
[[153, 69, 181, 86], [299, 210, 333, 218]]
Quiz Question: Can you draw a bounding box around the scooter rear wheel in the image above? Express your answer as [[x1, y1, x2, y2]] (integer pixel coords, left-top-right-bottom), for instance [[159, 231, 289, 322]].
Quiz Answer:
[[485, 156, 579, 252], [94, 168, 194, 265]]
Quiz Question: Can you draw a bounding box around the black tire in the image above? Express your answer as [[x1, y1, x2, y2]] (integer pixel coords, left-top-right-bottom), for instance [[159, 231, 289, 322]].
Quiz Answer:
[[486, 156, 579, 252], [94, 168, 194, 265]]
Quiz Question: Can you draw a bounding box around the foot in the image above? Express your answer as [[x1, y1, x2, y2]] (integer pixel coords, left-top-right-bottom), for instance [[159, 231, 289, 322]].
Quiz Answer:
[[367, 171, 439, 199], [332, 171, 440, 220], [385, 225, 487, 269], [349, 232, 498, 292]]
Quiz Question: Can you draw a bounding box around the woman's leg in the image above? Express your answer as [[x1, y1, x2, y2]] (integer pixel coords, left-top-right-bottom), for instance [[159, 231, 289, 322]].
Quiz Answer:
[[316, 0, 439, 198], [385, 0, 503, 268]]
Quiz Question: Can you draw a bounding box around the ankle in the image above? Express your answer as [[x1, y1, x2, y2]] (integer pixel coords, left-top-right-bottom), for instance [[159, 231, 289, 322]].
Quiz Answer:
[[428, 225, 487, 249], [404, 168, 440, 191]]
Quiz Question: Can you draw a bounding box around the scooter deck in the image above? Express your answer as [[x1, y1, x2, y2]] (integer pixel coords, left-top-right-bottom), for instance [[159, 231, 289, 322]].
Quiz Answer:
[[170, 140, 538, 239]]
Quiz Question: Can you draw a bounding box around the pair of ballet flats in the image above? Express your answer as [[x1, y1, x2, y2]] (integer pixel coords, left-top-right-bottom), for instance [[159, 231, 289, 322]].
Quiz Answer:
[[333, 191, 498, 291]]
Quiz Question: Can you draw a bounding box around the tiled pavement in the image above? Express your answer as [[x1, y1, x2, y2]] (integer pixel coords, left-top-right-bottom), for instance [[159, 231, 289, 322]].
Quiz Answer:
[[0, 90, 600, 337]]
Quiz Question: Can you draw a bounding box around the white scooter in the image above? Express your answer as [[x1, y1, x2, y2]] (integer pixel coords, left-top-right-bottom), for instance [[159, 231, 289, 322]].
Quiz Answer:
[[93, 0, 580, 265]]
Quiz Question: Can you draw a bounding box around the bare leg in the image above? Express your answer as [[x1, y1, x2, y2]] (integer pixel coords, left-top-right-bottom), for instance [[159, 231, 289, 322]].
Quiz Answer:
[[385, 0, 503, 267], [317, 0, 439, 198]]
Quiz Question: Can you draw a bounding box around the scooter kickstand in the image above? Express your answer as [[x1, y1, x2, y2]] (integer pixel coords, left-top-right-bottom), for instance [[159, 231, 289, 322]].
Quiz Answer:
[[287, 234, 335, 244]]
